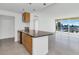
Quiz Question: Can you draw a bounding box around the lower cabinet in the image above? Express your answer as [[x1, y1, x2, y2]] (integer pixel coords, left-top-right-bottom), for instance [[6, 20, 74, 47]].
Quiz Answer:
[[22, 32, 32, 54], [22, 32, 48, 55]]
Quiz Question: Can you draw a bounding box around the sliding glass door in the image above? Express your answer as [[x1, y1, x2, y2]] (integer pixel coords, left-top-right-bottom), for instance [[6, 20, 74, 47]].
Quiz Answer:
[[56, 19, 69, 46], [56, 19, 79, 51]]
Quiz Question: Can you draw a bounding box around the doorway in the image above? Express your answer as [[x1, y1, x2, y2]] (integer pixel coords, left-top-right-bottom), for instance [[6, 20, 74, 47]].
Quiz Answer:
[[0, 15, 15, 41]]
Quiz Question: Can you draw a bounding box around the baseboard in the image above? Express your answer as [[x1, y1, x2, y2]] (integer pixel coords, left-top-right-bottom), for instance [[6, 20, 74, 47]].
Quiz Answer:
[[0, 36, 14, 39], [0, 37, 14, 40]]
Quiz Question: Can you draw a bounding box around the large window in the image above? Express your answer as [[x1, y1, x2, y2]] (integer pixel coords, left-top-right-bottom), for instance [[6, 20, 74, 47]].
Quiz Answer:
[[56, 19, 79, 33]]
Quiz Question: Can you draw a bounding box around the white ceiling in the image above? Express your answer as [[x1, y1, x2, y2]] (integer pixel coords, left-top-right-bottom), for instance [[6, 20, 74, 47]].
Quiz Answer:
[[0, 3, 53, 13]]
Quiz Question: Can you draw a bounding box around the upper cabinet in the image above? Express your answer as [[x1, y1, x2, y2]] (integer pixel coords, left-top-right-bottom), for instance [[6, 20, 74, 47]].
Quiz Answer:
[[22, 12, 30, 23]]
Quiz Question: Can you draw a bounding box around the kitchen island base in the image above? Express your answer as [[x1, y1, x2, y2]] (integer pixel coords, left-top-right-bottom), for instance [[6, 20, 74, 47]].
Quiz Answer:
[[19, 30, 53, 55], [32, 36, 48, 55]]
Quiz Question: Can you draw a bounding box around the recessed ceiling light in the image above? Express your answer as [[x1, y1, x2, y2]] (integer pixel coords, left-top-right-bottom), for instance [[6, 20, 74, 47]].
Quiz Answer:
[[43, 3, 46, 6], [29, 3, 32, 5], [33, 9, 36, 11], [23, 9, 24, 11]]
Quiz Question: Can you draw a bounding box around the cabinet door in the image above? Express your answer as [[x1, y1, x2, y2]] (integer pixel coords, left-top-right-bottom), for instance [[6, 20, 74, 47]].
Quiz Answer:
[[22, 33, 32, 54], [22, 12, 30, 22]]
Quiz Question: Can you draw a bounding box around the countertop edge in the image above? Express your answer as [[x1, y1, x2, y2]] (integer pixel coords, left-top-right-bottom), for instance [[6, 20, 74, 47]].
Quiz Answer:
[[18, 30, 54, 38]]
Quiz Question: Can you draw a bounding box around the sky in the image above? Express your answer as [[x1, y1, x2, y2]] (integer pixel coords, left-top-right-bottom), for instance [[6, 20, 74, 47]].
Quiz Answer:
[[62, 20, 79, 25]]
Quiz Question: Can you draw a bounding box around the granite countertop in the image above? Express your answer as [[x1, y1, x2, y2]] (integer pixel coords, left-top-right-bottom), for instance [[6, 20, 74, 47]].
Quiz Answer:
[[18, 30, 53, 38]]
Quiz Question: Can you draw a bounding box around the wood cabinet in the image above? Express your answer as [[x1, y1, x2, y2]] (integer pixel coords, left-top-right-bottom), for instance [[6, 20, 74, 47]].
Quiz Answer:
[[18, 30, 52, 55], [22, 12, 30, 22], [22, 33, 32, 54]]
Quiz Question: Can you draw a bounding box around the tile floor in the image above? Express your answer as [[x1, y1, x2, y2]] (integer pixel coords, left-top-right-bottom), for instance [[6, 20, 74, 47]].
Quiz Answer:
[[0, 34, 79, 55], [0, 38, 30, 55], [48, 33, 79, 55]]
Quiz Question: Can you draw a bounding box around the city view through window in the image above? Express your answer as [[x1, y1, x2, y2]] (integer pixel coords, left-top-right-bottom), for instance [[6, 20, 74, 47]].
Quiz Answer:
[[56, 20, 79, 33]]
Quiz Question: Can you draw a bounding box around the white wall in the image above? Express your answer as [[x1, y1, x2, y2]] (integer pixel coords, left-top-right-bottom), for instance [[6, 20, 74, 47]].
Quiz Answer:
[[37, 3, 79, 32], [0, 10, 21, 42], [0, 15, 15, 39]]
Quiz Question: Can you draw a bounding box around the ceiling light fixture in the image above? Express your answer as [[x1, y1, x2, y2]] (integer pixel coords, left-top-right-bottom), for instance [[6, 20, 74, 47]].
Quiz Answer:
[[43, 3, 46, 6], [33, 9, 36, 11], [29, 3, 32, 5]]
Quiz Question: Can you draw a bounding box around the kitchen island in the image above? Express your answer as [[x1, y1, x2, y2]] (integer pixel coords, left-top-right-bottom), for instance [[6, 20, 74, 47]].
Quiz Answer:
[[18, 30, 53, 55]]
